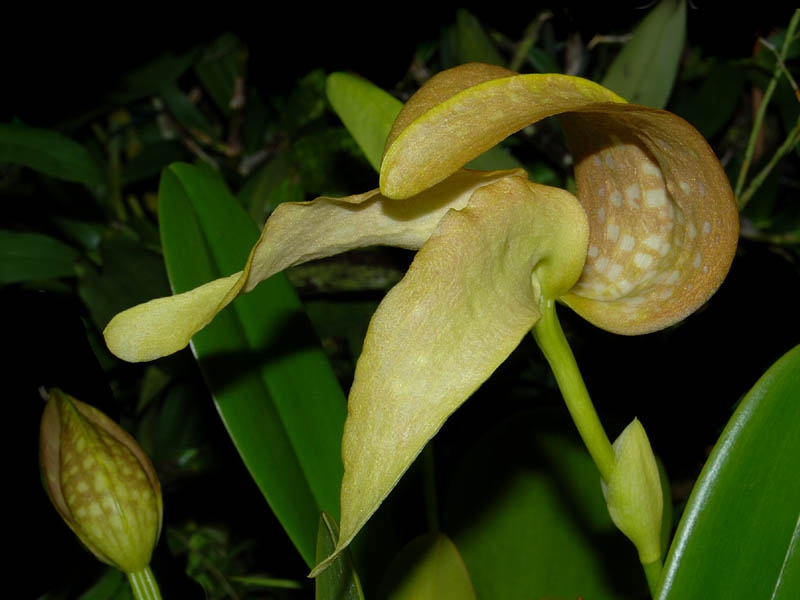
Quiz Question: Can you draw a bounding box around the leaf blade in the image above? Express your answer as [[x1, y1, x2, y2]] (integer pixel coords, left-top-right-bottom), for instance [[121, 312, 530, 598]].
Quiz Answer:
[[158, 162, 348, 566], [0, 230, 81, 283], [315, 513, 365, 600], [658, 345, 800, 599], [326, 72, 403, 172], [601, 0, 687, 108], [0, 123, 103, 185]]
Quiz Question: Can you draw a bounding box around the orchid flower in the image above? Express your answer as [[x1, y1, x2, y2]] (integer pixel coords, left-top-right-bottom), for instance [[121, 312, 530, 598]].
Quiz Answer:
[[104, 63, 738, 579]]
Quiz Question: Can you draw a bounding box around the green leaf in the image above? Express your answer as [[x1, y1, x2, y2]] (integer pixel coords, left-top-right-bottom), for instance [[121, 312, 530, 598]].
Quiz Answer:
[[658, 344, 800, 599], [238, 148, 305, 223], [326, 72, 403, 172], [670, 61, 746, 138], [315, 513, 365, 600], [443, 411, 653, 599], [452, 9, 506, 66], [120, 140, 188, 185], [465, 146, 524, 172], [0, 123, 103, 185], [0, 230, 81, 283], [160, 82, 212, 133], [601, 0, 687, 108], [52, 217, 105, 251], [379, 532, 477, 600], [158, 162, 348, 567], [279, 70, 330, 134], [193, 33, 242, 116], [77, 235, 172, 331], [289, 128, 363, 196], [527, 46, 561, 74]]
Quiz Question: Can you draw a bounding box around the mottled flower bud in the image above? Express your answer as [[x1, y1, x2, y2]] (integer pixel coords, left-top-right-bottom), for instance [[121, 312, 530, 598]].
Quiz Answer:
[[39, 388, 163, 574]]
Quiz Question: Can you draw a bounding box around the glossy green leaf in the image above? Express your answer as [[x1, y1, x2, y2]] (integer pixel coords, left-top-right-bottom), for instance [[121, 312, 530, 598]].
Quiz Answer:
[[326, 72, 403, 172], [0, 123, 103, 185], [444, 411, 655, 599], [0, 230, 81, 283], [658, 344, 800, 599], [315, 513, 365, 600], [157, 162, 347, 567], [325, 70, 522, 179], [601, 0, 687, 108], [379, 532, 476, 600]]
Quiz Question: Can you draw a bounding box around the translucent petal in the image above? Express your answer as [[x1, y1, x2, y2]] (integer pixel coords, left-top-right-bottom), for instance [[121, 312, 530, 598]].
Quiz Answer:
[[313, 175, 589, 573], [104, 170, 521, 362]]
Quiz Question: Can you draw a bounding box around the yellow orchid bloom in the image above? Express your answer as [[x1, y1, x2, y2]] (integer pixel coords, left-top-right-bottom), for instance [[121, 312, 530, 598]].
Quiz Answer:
[[103, 63, 738, 575]]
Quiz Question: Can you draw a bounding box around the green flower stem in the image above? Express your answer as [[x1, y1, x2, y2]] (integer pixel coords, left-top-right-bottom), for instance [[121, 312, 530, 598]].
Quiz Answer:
[[643, 559, 662, 597], [531, 299, 615, 482], [533, 300, 666, 593], [127, 566, 163, 600]]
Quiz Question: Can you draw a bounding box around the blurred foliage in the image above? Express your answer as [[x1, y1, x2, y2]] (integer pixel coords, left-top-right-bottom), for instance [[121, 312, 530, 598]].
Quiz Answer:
[[4, 5, 798, 599]]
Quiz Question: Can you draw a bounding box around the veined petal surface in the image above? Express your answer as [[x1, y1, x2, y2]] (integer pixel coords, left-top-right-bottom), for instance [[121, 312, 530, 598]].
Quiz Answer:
[[104, 169, 520, 362], [381, 63, 625, 199], [314, 175, 589, 572], [379, 63, 738, 335]]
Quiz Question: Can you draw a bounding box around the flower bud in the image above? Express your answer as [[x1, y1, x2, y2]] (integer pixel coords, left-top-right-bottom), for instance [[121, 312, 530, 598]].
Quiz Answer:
[[39, 388, 163, 573], [601, 418, 663, 564]]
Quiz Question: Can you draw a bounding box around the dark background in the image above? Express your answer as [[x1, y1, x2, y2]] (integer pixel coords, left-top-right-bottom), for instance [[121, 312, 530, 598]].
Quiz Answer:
[[5, 6, 798, 598]]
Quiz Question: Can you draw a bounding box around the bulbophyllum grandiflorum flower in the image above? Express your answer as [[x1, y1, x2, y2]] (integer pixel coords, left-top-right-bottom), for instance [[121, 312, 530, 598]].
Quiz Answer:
[[103, 63, 738, 575], [39, 388, 163, 575]]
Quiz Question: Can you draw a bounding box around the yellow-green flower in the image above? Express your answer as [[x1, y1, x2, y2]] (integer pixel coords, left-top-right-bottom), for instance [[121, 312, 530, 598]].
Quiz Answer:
[[39, 388, 163, 575], [103, 63, 738, 573]]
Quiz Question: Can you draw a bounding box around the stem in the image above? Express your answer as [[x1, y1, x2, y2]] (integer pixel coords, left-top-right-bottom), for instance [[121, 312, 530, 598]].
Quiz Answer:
[[643, 559, 662, 598], [532, 301, 666, 594], [531, 299, 615, 482], [735, 9, 800, 204], [738, 118, 800, 210], [127, 565, 163, 600]]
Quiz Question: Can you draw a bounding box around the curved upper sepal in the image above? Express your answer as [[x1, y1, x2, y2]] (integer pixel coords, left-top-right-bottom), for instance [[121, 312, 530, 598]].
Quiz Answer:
[[380, 63, 626, 199], [380, 62, 738, 336]]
